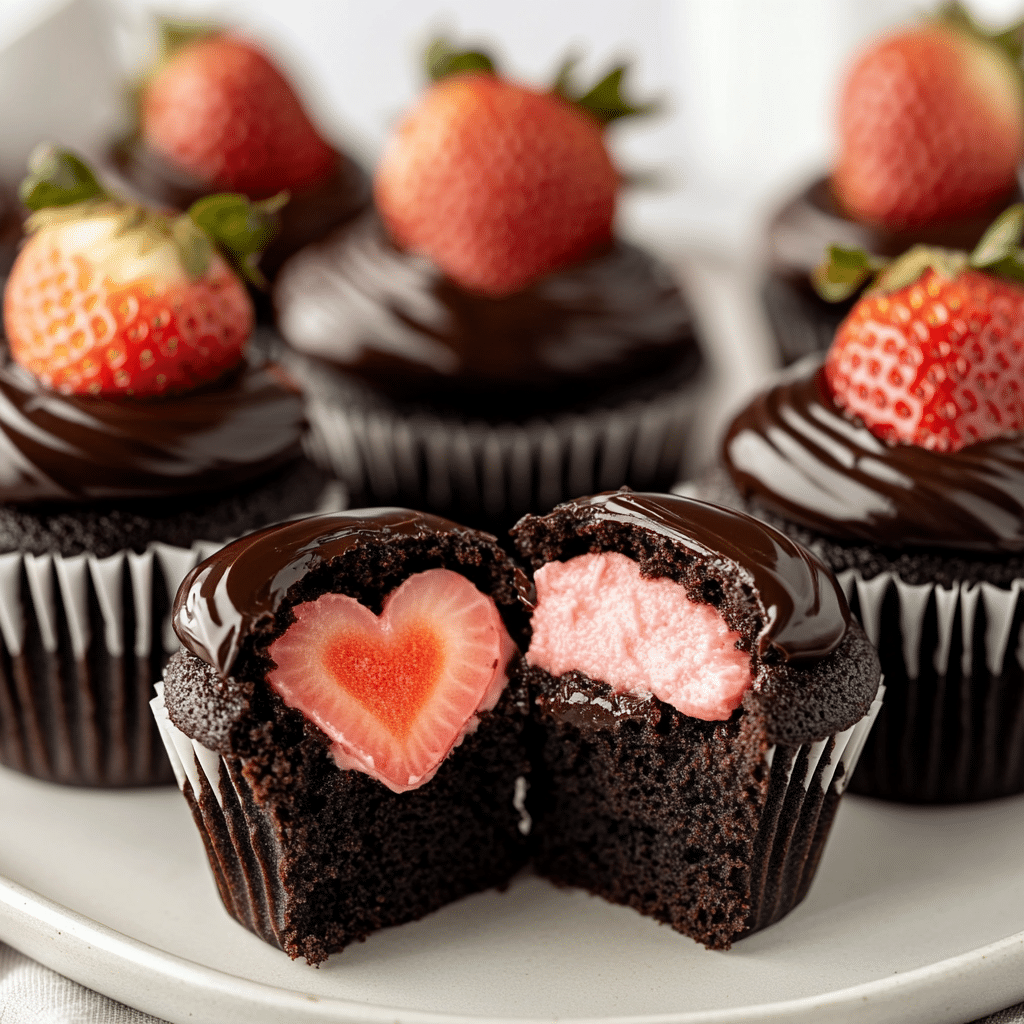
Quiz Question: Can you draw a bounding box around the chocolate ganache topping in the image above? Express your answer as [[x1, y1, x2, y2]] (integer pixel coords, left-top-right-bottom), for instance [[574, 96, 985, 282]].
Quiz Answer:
[[535, 491, 850, 662], [0, 347, 307, 504], [724, 361, 1024, 552], [768, 176, 1024, 277], [173, 508, 509, 677], [111, 140, 371, 280], [273, 212, 700, 419]]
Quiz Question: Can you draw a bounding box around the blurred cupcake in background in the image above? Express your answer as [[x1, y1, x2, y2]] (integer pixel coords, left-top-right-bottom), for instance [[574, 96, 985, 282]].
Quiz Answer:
[[0, 148, 335, 787], [111, 21, 370, 286], [763, 2, 1024, 364], [273, 37, 705, 532]]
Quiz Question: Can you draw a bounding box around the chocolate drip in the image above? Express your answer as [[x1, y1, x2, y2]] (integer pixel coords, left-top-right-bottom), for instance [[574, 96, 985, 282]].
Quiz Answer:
[[723, 364, 1024, 552], [273, 212, 700, 419], [534, 491, 850, 662], [0, 350, 306, 504], [173, 508, 483, 675], [111, 140, 371, 279]]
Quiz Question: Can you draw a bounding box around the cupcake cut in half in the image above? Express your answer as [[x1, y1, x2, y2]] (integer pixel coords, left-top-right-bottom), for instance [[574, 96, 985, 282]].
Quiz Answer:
[[273, 38, 704, 531], [0, 148, 334, 787], [512, 491, 882, 950], [154, 493, 882, 962], [715, 205, 1024, 802], [159, 509, 532, 963]]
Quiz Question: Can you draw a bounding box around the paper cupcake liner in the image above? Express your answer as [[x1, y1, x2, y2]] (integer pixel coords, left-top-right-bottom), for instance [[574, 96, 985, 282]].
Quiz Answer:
[[748, 683, 883, 935], [834, 567, 1024, 802], [0, 484, 346, 787], [151, 681, 883, 949], [296, 368, 705, 521]]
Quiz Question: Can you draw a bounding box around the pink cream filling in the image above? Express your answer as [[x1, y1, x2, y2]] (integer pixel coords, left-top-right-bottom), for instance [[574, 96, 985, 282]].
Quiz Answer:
[[526, 552, 753, 721]]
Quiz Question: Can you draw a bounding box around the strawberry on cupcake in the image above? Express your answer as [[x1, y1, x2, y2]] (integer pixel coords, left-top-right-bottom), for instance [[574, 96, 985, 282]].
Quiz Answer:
[[0, 147, 335, 787], [764, 2, 1024, 364], [714, 203, 1024, 802], [112, 21, 370, 284], [273, 37, 703, 531]]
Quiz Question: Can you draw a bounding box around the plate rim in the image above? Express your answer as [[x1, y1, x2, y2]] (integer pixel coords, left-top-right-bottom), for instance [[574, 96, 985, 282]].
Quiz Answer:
[[2, 872, 1023, 1024]]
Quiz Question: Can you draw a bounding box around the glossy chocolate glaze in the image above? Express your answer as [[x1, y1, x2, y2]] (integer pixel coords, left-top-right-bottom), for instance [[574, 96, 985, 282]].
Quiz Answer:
[[273, 212, 701, 419], [111, 139, 371, 279], [723, 363, 1024, 552], [537, 671, 661, 729], [767, 176, 1024, 276], [522, 491, 850, 663], [173, 508, 505, 676], [0, 348, 306, 504]]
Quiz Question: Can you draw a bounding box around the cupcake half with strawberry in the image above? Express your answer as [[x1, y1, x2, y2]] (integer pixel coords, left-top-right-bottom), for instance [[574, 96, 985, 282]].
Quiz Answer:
[[273, 40, 704, 530], [0, 148, 336, 786], [764, 4, 1024, 364], [712, 203, 1024, 802], [112, 22, 370, 287]]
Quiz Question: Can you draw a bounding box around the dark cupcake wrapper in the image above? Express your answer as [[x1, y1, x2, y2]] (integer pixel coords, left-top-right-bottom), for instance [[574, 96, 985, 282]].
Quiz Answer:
[[296, 366, 706, 521], [151, 682, 883, 950], [835, 567, 1024, 802], [0, 485, 346, 787], [761, 273, 852, 366]]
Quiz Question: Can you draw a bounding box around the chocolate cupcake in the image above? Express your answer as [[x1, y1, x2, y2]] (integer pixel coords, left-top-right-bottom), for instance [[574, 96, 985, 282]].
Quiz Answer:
[[764, 9, 1024, 364], [155, 509, 532, 963], [111, 24, 370, 285], [511, 490, 882, 949], [273, 43, 704, 532], [0, 150, 336, 786], [0, 185, 22, 285], [715, 222, 1024, 802]]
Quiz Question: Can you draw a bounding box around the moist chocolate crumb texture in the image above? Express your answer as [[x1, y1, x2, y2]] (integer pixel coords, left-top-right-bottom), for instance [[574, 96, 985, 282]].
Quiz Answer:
[[512, 491, 881, 951], [0, 150, 334, 787], [718, 358, 1024, 802], [154, 494, 881, 961], [158, 509, 533, 964]]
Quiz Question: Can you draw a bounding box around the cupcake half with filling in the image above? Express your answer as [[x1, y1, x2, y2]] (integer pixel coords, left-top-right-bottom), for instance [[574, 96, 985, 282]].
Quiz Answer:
[[111, 21, 370, 286], [764, 5, 1024, 364], [155, 509, 532, 963], [273, 40, 704, 531], [0, 148, 335, 786], [512, 490, 882, 949], [714, 207, 1024, 802]]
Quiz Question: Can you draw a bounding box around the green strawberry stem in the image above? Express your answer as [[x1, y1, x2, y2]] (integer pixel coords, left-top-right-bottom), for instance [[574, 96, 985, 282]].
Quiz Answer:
[[424, 36, 496, 82], [158, 18, 220, 63], [20, 145, 108, 211], [812, 203, 1024, 301], [186, 192, 289, 287]]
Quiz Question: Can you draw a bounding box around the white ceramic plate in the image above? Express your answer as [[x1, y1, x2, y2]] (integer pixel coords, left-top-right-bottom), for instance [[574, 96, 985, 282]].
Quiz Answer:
[[1, 766, 1023, 1024]]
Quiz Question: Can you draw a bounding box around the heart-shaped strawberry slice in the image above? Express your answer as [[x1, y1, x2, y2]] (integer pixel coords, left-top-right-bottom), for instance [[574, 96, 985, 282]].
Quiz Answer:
[[267, 568, 518, 792]]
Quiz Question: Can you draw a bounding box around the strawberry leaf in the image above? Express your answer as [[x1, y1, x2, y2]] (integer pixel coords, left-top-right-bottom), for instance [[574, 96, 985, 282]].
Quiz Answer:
[[969, 203, 1024, 267], [187, 192, 288, 288], [812, 246, 888, 302], [425, 36, 496, 82], [561, 61, 659, 126], [159, 18, 220, 63], [937, 1, 1024, 64], [873, 245, 967, 293], [20, 145, 108, 211]]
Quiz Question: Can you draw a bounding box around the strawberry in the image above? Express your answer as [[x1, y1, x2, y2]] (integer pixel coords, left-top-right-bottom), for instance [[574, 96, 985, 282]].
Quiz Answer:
[[375, 40, 652, 297], [817, 204, 1024, 451], [833, 8, 1024, 229], [3, 147, 282, 398], [139, 28, 337, 198], [267, 568, 518, 793]]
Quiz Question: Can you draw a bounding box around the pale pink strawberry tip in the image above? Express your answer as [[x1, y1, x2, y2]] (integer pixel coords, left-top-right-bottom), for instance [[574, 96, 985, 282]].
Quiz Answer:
[[525, 552, 753, 721], [267, 568, 517, 793]]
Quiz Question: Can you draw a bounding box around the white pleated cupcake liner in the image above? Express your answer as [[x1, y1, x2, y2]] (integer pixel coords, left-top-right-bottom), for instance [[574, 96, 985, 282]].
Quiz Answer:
[[150, 679, 883, 947], [0, 483, 346, 787], [834, 567, 1024, 801], [748, 681, 884, 934], [295, 368, 706, 519]]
